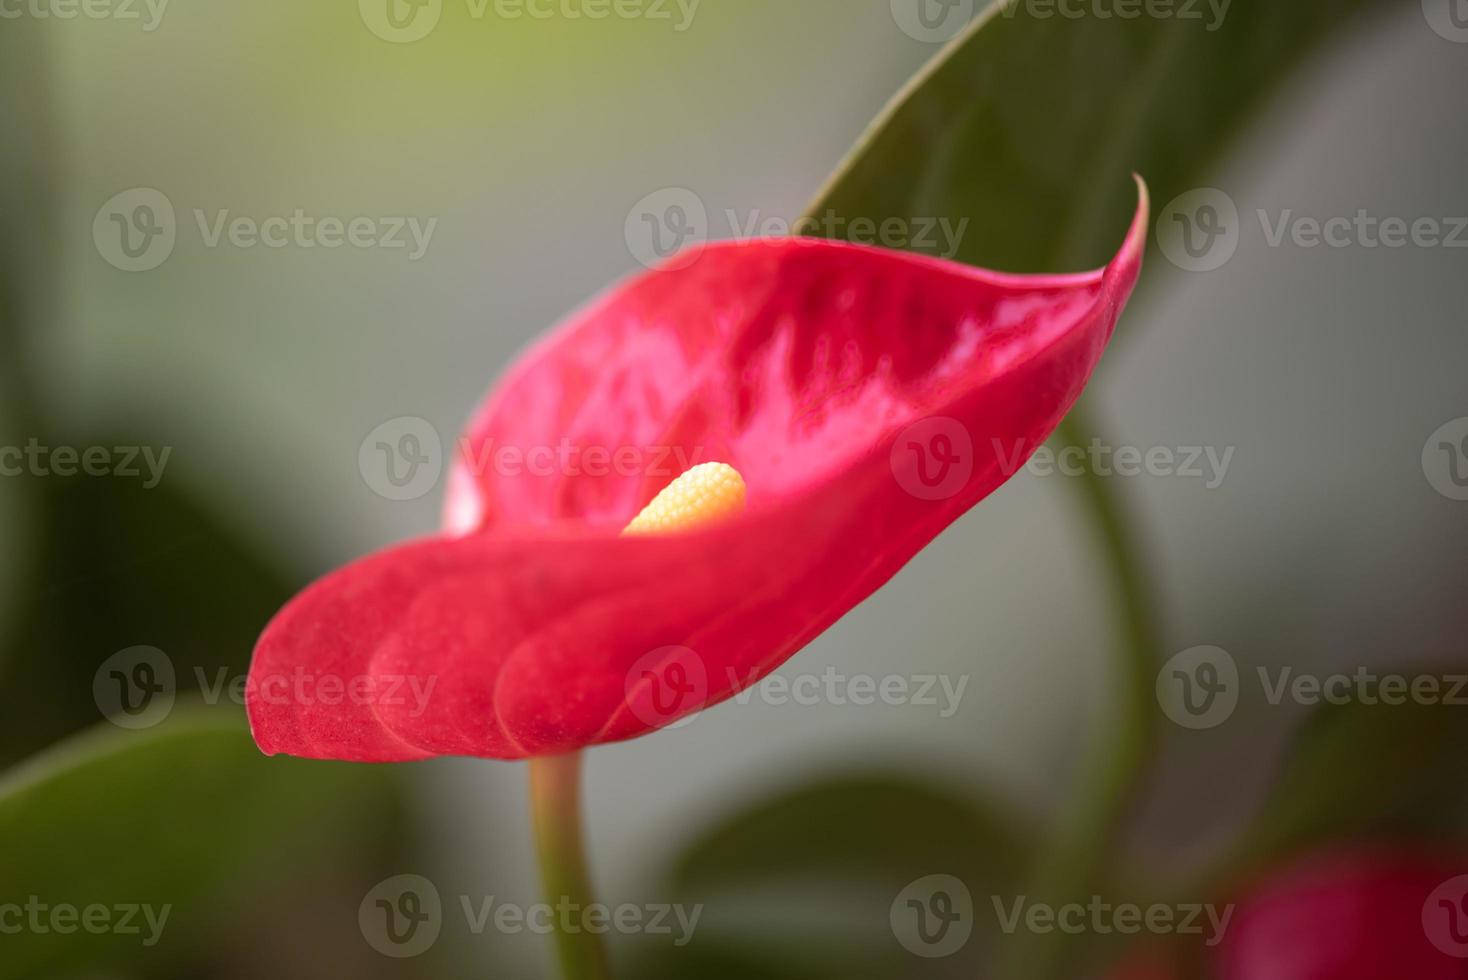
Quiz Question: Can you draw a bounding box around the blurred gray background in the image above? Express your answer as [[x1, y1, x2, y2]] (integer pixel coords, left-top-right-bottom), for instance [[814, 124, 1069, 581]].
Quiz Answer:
[[3, 1, 1465, 974]]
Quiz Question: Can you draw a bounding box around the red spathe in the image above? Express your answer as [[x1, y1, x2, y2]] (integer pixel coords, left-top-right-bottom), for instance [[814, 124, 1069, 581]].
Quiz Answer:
[[248, 187, 1148, 761]]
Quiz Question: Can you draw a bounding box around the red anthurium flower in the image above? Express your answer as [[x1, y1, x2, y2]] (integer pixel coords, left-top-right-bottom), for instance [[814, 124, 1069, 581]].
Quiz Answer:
[[1218, 849, 1468, 980], [247, 185, 1147, 762], [1106, 849, 1468, 980]]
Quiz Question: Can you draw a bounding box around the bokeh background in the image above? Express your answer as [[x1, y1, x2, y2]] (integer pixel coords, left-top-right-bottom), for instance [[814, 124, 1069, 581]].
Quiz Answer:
[[2, 1, 1466, 977]]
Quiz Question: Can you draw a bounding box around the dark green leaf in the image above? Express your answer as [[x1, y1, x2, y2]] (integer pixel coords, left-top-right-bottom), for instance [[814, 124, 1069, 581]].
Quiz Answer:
[[0, 704, 402, 980], [671, 773, 1031, 894], [808, 0, 1395, 273], [1230, 694, 1468, 871], [657, 773, 1033, 977], [0, 472, 298, 767]]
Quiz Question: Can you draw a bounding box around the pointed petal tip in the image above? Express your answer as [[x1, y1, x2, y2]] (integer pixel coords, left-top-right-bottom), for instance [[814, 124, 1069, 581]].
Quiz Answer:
[[1098, 174, 1150, 314], [1121, 173, 1150, 270]]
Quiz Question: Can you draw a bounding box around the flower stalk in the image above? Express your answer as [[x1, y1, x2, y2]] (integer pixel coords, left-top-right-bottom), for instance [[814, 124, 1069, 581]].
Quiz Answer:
[[1001, 408, 1162, 980], [529, 751, 612, 980]]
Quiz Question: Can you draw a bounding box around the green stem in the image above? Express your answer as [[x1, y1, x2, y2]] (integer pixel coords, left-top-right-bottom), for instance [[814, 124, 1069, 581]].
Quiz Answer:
[[529, 752, 612, 980], [1001, 408, 1162, 980]]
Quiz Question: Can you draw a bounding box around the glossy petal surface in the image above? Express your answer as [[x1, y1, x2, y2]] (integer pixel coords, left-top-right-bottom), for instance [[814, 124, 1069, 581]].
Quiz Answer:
[[249, 190, 1146, 761]]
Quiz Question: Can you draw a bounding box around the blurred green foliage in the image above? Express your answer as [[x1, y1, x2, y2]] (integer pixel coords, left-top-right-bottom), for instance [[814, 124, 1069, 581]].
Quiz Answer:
[[0, 706, 406, 980]]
